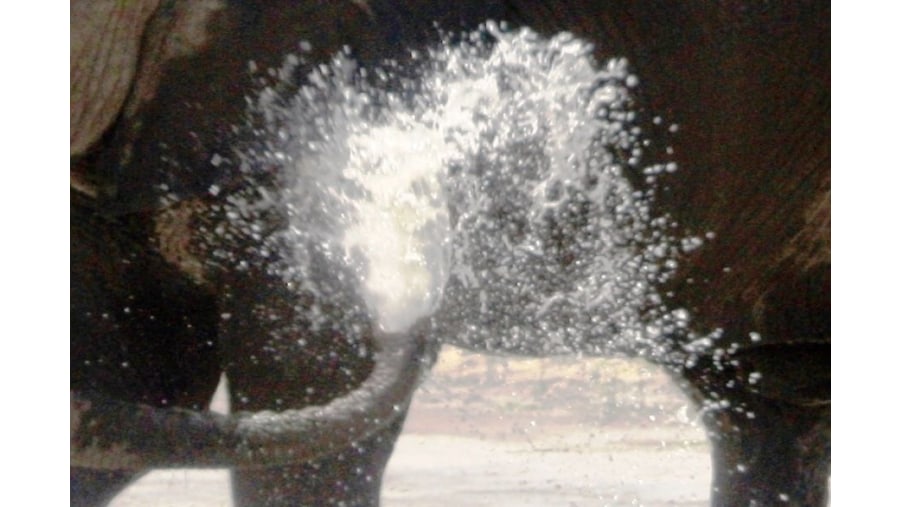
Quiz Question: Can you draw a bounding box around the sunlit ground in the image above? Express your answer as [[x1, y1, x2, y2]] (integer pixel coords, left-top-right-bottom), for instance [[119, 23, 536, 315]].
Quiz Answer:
[[110, 346, 711, 507]]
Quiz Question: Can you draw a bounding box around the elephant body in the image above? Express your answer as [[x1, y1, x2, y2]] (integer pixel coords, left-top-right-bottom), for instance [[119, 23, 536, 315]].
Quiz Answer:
[[71, 1, 829, 506]]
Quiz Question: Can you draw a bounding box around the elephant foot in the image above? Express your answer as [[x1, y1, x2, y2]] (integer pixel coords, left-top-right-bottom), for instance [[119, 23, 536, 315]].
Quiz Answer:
[[70, 469, 142, 507], [230, 415, 407, 507]]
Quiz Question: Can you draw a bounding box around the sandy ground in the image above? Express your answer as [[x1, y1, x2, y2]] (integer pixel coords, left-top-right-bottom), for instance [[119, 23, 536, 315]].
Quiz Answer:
[[109, 349, 712, 506], [111, 429, 709, 507]]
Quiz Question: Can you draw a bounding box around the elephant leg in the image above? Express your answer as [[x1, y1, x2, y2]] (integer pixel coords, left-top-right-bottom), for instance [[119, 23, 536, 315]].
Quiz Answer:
[[228, 413, 407, 507], [71, 194, 222, 504], [702, 396, 830, 506], [223, 320, 410, 507], [676, 342, 831, 506]]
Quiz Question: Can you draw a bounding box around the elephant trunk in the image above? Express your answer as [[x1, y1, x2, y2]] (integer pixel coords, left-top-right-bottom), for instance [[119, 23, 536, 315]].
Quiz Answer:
[[71, 329, 428, 469]]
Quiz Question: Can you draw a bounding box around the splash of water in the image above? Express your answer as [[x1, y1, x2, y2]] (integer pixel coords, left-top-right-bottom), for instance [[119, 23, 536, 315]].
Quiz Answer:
[[242, 22, 692, 360]]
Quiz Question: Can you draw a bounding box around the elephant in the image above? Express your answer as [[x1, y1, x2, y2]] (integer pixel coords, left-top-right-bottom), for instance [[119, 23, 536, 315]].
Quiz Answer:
[[71, 1, 829, 506], [71, 1, 440, 506]]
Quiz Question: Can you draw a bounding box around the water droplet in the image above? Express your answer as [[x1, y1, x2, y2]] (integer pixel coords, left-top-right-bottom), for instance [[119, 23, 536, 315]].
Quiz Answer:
[[236, 23, 692, 362]]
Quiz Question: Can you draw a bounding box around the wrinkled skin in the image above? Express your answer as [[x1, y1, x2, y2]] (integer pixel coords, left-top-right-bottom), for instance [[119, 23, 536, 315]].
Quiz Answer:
[[71, 1, 829, 506]]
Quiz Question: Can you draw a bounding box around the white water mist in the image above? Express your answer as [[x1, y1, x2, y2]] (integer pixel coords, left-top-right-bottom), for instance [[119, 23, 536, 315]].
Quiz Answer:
[[243, 22, 692, 359]]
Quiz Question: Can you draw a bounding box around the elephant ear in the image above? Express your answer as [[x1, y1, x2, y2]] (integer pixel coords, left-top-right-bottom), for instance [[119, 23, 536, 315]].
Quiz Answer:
[[71, 327, 432, 469], [70, 0, 160, 158], [71, 0, 246, 213]]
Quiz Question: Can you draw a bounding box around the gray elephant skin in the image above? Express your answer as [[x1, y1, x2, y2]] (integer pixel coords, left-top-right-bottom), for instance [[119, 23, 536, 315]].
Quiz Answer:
[[70, 1, 830, 506]]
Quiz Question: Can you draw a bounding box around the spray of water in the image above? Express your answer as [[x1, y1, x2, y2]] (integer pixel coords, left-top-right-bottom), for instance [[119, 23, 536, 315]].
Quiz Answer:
[[238, 22, 697, 361]]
